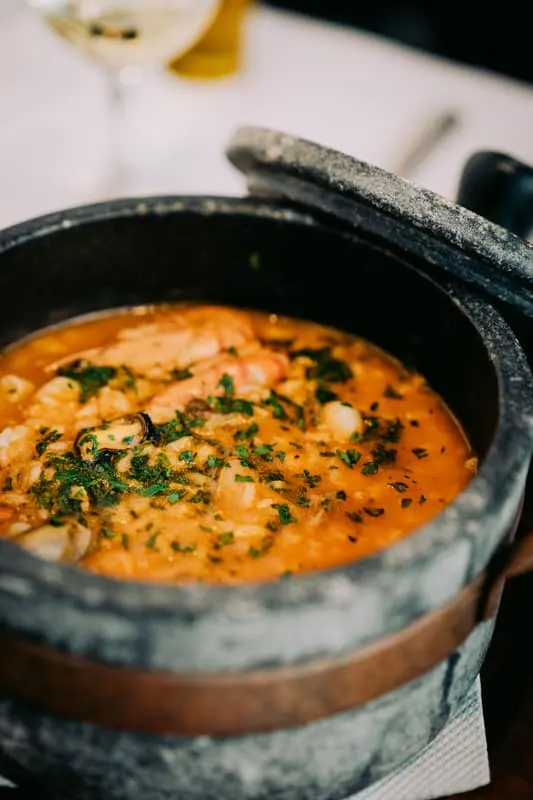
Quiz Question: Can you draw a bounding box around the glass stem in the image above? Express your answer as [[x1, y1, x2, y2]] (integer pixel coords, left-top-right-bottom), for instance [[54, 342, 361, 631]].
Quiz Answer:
[[105, 67, 130, 197]]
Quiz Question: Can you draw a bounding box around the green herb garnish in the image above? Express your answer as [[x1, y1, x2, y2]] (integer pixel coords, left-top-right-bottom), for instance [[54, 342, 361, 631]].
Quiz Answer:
[[146, 532, 160, 549], [168, 490, 187, 504], [234, 422, 259, 441], [345, 511, 363, 523], [412, 448, 428, 459], [57, 362, 117, 403], [363, 507, 385, 517], [388, 481, 408, 493], [218, 373, 235, 396], [170, 367, 193, 381], [384, 384, 403, 399], [171, 541, 196, 553], [361, 461, 379, 476], [36, 428, 62, 456], [271, 503, 297, 525], [336, 449, 361, 468]]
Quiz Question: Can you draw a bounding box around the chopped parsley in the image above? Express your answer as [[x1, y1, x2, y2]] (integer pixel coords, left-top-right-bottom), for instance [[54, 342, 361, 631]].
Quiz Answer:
[[234, 444, 251, 467], [315, 383, 338, 404], [170, 367, 193, 381], [412, 448, 429, 459], [248, 535, 274, 558], [401, 498, 413, 508], [213, 395, 254, 416], [155, 411, 204, 446], [254, 443, 274, 460], [36, 428, 62, 456], [345, 510, 363, 523], [146, 531, 160, 549], [206, 455, 225, 471], [336, 449, 361, 468], [218, 373, 235, 396], [371, 443, 397, 465], [188, 490, 211, 505], [301, 469, 321, 488], [363, 507, 385, 517], [271, 502, 297, 525], [382, 419, 404, 443], [384, 384, 403, 399], [234, 422, 259, 441], [361, 461, 379, 476], [265, 390, 288, 420], [167, 490, 187, 504], [31, 452, 127, 516], [57, 362, 117, 403], [388, 481, 408, 493], [235, 474, 254, 483], [291, 347, 352, 383], [171, 541, 196, 553], [142, 483, 168, 497]]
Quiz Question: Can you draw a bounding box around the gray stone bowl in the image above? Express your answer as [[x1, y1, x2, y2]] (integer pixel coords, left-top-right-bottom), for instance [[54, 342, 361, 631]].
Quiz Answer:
[[0, 128, 533, 800]]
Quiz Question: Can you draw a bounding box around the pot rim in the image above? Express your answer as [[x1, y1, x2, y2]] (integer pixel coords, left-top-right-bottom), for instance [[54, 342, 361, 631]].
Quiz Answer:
[[0, 195, 531, 626]]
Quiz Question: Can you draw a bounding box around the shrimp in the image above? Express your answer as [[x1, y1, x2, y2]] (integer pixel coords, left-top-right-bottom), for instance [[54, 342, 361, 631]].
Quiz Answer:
[[147, 347, 289, 422], [49, 306, 256, 379]]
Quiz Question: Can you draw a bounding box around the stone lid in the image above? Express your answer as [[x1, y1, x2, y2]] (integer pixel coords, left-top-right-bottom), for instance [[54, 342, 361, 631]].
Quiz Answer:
[[227, 126, 533, 316]]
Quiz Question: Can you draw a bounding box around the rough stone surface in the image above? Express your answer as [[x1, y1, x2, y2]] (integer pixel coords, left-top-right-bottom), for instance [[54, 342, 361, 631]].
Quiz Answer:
[[0, 623, 493, 800], [227, 126, 533, 316]]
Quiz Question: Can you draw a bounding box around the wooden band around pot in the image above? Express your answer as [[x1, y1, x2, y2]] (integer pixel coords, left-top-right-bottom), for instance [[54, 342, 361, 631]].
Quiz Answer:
[[1, 529, 533, 738]]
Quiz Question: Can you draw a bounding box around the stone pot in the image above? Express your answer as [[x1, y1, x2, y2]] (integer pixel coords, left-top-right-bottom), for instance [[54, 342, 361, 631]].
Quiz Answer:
[[1, 128, 533, 800]]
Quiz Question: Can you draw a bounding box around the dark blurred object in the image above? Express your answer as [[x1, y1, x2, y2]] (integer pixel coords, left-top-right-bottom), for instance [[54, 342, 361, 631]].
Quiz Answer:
[[263, 0, 533, 85], [458, 152, 533, 240]]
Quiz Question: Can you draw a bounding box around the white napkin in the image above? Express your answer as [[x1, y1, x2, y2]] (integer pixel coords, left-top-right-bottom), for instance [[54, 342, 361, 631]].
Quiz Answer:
[[350, 677, 490, 800], [0, 677, 490, 797]]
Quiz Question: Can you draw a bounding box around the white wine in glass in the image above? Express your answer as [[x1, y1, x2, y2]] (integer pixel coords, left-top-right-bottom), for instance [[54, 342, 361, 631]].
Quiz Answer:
[[26, 0, 222, 192]]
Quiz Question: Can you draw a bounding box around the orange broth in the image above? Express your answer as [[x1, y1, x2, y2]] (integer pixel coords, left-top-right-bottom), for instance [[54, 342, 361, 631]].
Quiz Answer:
[[0, 304, 475, 584]]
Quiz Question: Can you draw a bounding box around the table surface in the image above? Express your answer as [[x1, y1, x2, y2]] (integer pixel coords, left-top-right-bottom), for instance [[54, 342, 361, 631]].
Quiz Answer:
[[2, 0, 533, 226], [1, 3, 533, 798]]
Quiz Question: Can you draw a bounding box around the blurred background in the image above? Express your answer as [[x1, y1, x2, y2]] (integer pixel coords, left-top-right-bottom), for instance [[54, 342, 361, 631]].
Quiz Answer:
[[1, 0, 533, 231], [266, 0, 533, 85]]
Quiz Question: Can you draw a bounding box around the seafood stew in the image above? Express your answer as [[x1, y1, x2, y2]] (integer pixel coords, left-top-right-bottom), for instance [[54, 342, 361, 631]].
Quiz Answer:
[[0, 304, 475, 584]]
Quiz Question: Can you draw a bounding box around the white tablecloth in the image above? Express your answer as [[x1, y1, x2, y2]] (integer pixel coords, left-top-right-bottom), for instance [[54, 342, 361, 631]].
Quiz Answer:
[[1, 0, 533, 229]]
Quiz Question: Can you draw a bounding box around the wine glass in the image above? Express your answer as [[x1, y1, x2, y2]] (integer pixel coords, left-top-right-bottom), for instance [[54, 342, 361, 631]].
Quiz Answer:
[[26, 0, 222, 196]]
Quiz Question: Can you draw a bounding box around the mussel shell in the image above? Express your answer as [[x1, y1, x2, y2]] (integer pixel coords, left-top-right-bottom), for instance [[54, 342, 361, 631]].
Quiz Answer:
[[75, 412, 156, 462]]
